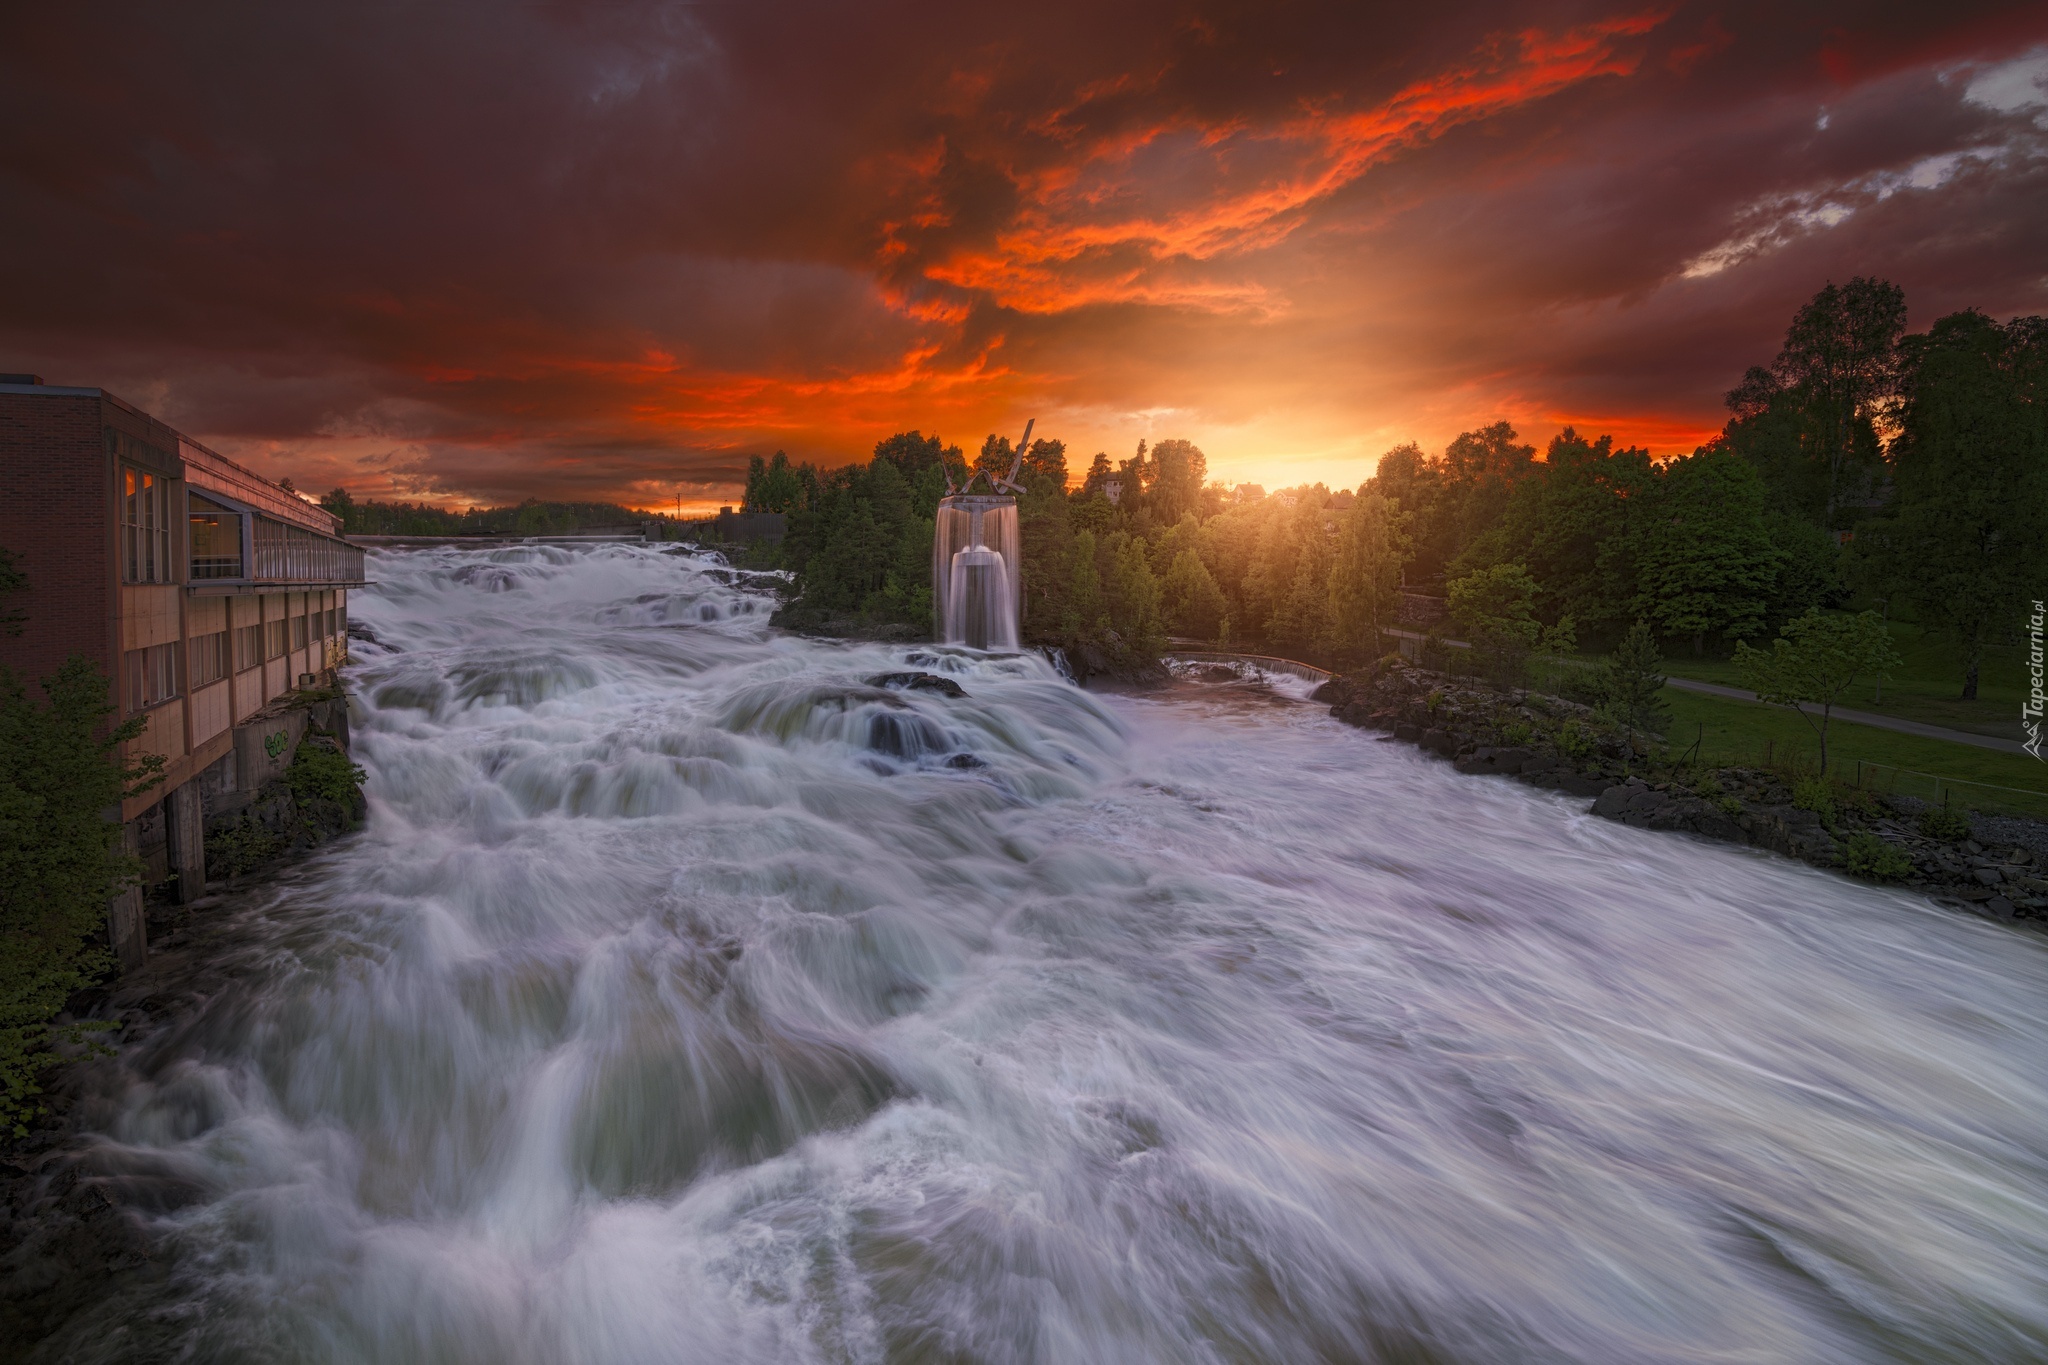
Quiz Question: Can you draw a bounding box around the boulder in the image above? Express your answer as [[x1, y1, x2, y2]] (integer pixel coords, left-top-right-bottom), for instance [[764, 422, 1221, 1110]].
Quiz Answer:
[[864, 671, 968, 698], [1420, 728, 1457, 756], [1591, 786, 1632, 819]]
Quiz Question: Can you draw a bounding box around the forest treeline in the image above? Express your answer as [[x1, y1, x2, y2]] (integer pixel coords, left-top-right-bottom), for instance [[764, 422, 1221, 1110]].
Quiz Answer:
[[765, 279, 2046, 694], [315, 489, 657, 537]]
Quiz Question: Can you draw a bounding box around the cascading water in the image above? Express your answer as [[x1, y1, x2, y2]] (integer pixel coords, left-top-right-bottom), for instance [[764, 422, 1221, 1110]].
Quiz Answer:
[[933, 494, 1019, 650], [30, 544, 2048, 1365]]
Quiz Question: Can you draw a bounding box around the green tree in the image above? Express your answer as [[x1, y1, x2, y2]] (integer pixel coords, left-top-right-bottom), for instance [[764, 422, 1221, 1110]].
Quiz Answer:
[[1160, 549, 1226, 640], [1878, 311, 2048, 699], [1634, 449, 1784, 653], [1268, 520, 1331, 659], [1066, 528, 1104, 637], [1598, 618, 1669, 758], [1365, 426, 1535, 582], [1147, 439, 1208, 527], [1, 657, 162, 1133], [1106, 534, 1165, 659], [1326, 490, 1411, 661], [1456, 429, 1653, 633], [1448, 562, 1542, 686], [1734, 609, 1902, 774], [744, 450, 807, 512], [1765, 277, 1907, 527], [319, 486, 357, 532]]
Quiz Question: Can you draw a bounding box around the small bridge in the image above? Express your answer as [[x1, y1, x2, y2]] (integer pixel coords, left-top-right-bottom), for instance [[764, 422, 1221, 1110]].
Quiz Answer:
[[1164, 651, 1334, 685]]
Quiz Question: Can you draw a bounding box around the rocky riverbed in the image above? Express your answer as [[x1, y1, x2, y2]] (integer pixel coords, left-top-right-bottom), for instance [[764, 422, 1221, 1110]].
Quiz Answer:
[[1317, 657, 2048, 926]]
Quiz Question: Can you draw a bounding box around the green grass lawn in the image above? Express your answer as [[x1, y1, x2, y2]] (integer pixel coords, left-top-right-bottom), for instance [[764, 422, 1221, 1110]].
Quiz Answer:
[[1661, 688, 2048, 820], [1657, 615, 2028, 741]]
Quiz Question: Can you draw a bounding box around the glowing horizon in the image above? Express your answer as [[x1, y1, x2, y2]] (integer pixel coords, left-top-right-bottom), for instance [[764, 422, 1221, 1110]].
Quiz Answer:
[[3, 6, 2043, 507]]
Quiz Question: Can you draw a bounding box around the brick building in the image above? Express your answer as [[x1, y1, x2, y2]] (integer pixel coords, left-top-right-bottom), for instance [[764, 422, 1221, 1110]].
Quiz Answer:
[[0, 375, 365, 968]]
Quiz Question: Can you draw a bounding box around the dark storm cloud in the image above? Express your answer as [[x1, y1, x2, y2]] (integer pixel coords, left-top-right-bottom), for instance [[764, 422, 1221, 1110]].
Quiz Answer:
[[3, 0, 2045, 502]]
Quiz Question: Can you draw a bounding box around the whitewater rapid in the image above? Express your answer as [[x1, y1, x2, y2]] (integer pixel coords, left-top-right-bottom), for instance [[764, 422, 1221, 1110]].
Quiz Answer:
[[52, 545, 2048, 1363]]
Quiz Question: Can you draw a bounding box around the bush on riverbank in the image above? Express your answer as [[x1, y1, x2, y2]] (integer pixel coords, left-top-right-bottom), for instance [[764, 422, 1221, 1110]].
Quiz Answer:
[[203, 735, 367, 883], [0, 658, 162, 1136]]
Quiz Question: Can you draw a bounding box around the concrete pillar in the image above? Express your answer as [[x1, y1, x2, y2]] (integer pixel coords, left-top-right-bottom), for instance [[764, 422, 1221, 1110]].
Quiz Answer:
[[107, 822, 148, 971], [166, 780, 207, 903]]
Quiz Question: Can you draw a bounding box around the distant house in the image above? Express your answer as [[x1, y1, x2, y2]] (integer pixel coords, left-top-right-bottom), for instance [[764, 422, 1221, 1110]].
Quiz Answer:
[[0, 374, 365, 968], [1101, 475, 1126, 506]]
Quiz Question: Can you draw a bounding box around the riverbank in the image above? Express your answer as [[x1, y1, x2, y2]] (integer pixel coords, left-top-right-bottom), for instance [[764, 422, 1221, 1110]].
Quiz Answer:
[[1317, 658, 2048, 926]]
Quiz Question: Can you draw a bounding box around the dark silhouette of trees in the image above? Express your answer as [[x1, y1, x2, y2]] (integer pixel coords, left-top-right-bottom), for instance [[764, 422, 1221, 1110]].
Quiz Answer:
[[1864, 310, 2048, 699]]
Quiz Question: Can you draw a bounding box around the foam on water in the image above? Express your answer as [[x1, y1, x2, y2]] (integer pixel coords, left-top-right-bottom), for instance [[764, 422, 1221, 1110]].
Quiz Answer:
[[51, 544, 2048, 1364]]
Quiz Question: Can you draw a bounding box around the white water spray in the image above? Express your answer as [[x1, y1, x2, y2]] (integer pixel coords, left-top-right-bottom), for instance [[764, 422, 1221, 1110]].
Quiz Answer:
[[39, 544, 2048, 1365]]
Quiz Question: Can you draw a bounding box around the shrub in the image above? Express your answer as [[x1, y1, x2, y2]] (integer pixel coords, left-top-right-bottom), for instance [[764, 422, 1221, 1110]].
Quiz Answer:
[[1842, 832, 1914, 881], [1919, 807, 1972, 842], [1499, 721, 1534, 747], [205, 820, 290, 879], [0, 657, 161, 1135], [287, 738, 367, 809], [1555, 720, 1595, 762], [1716, 795, 1744, 819], [1791, 776, 1837, 826]]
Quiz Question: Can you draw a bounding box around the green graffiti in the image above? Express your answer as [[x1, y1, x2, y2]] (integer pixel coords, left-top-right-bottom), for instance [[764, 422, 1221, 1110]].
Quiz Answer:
[[265, 731, 289, 758]]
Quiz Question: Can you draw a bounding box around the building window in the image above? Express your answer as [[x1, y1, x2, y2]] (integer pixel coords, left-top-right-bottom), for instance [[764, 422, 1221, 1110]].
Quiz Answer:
[[189, 630, 230, 687], [234, 623, 264, 672], [121, 467, 173, 583], [290, 614, 308, 650], [125, 642, 179, 710], [266, 618, 288, 659], [190, 495, 243, 579]]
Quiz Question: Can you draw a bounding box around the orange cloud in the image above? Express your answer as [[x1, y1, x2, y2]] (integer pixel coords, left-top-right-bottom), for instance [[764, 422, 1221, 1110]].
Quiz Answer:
[[904, 10, 1670, 314]]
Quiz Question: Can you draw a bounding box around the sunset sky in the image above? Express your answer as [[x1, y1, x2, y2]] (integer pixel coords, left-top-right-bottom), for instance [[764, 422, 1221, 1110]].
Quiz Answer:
[[5, 2, 2047, 511]]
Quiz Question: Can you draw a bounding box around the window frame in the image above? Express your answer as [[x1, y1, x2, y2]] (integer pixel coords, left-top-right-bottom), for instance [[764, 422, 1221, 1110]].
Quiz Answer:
[[125, 642, 180, 711]]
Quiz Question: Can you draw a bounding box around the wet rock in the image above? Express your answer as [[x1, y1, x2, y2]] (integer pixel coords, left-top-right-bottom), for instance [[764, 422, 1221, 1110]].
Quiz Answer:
[[1984, 896, 2018, 921], [1592, 786, 1631, 819], [1420, 728, 1456, 757], [864, 671, 968, 698], [1456, 746, 1535, 776], [1972, 867, 2004, 885]]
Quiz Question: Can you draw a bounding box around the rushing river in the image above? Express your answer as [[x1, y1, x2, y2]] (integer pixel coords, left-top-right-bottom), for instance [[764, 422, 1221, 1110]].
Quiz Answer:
[[54, 545, 2048, 1364]]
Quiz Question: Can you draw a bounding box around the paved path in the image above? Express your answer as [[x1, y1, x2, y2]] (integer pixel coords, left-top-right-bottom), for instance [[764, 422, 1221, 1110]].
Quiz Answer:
[[1663, 676, 2029, 755]]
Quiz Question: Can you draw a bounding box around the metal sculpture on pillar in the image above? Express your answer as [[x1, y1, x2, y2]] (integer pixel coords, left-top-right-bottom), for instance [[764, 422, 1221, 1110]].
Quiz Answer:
[[933, 419, 1031, 650]]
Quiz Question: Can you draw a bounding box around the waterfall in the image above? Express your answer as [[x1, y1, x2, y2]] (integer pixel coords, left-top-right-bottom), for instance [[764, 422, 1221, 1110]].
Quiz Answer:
[[933, 494, 1019, 650]]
